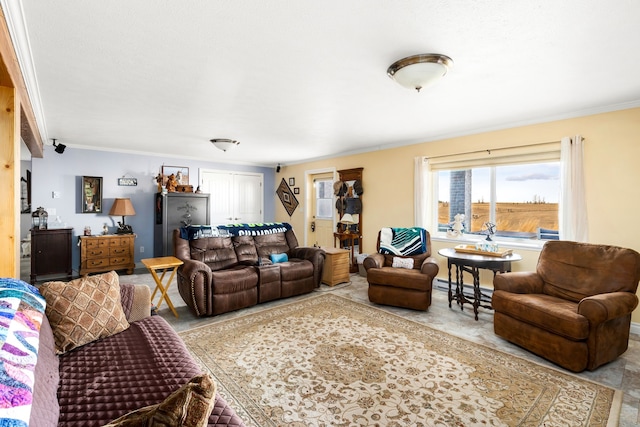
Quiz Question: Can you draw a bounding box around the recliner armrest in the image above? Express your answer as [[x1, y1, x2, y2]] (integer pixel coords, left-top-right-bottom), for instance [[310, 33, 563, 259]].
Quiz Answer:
[[289, 246, 325, 287], [179, 258, 213, 280], [493, 271, 544, 293], [420, 256, 439, 277], [364, 253, 384, 270], [578, 292, 639, 324]]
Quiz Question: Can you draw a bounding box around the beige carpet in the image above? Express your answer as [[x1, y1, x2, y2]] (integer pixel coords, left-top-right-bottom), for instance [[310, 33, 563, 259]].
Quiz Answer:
[[180, 294, 622, 427]]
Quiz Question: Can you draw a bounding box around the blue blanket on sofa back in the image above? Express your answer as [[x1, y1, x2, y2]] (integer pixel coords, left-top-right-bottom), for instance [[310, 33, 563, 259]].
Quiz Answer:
[[379, 227, 428, 256]]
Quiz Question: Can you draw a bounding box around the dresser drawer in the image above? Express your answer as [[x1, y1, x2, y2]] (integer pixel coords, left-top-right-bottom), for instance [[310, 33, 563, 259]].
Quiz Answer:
[[85, 239, 108, 249], [109, 256, 131, 267], [109, 246, 130, 256], [85, 258, 110, 269], [109, 237, 131, 248], [86, 247, 109, 258]]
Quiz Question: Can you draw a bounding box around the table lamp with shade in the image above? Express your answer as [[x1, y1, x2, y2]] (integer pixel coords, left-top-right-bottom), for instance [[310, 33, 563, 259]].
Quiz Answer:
[[109, 198, 136, 234], [340, 213, 356, 233]]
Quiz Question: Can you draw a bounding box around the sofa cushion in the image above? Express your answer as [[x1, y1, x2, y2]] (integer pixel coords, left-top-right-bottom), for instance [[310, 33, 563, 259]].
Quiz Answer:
[[40, 271, 129, 354], [279, 259, 314, 281], [232, 236, 259, 265], [103, 374, 217, 427], [189, 237, 239, 270], [254, 233, 290, 258], [57, 315, 244, 426]]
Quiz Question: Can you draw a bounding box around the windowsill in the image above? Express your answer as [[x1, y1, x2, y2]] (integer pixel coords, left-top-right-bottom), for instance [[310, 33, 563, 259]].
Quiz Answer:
[[431, 232, 545, 251]]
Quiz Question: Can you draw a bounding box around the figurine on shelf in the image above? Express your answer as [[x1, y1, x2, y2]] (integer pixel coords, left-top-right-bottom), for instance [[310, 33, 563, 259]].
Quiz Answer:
[[166, 173, 178, 192], [102, 224, 109, 235], [154, 174, 163, 192]]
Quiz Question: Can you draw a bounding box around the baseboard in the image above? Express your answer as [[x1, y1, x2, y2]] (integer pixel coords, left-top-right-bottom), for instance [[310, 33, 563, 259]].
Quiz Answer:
[[631, 322, 640, 337]]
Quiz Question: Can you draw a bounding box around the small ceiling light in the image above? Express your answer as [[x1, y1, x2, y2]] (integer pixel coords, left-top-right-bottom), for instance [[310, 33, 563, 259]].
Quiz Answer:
[[210, 138, 240, 152], [387, 53, 453, 92], [52, 138, 66, 154]]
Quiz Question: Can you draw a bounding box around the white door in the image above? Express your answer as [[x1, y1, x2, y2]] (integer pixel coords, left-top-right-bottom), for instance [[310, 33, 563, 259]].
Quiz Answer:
[[200, 170, 263, 225], [235, 173, 263, 223], [308, 172, 335, 248]]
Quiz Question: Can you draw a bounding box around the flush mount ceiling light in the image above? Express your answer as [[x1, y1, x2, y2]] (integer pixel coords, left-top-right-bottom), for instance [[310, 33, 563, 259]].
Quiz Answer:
[[210, 138, 240, 152], [387, 53, 453, 92]]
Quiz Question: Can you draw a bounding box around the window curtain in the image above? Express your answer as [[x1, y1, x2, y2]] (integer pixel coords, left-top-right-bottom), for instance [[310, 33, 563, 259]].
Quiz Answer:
[[414, 157, 432, 229], [559, 135, 588, 242]]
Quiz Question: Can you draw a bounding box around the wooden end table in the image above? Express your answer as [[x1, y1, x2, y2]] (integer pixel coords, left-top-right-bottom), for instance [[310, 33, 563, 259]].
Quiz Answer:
[[321, 247, 350, 286], [141, 256, 184, 318]]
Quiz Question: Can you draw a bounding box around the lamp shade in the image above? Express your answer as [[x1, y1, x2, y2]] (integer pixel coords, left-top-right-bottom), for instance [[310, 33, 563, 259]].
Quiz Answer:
[[340, 213, 355, 225], [387, 54, 453, 92], [109, 198, 136, 216]]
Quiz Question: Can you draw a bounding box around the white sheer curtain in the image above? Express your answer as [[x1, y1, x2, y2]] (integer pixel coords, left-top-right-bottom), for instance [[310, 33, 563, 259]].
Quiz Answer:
[[559, 135, 588, 242], [414, 157, 432, 229]]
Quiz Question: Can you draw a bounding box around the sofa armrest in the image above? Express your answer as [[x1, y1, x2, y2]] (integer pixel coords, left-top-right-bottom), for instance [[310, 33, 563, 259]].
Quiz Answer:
[[364, 253, 384, 270], [289, 246, 326, 287], [128, 285, 152, 322], [493, 271, 544, 294], [578, 292, 639, 324], [420, 256, 439, 277], [180, 258, 213, 279], [119, 283, 151, 322]]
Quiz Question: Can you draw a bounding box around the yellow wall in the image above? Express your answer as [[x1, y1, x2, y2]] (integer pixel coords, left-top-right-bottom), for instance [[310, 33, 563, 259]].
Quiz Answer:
[[276, 107, 640, 323]]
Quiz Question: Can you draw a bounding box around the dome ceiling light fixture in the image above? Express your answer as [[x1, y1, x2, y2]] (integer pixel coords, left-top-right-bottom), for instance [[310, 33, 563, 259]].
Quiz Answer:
[[387, 53, 453, 92], [210, 138, 240, 152]]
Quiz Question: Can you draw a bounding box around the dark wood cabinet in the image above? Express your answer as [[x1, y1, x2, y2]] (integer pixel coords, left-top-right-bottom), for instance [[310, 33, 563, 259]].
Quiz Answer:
[[154, 192, 210, 257], [30, 228, 73, 284]]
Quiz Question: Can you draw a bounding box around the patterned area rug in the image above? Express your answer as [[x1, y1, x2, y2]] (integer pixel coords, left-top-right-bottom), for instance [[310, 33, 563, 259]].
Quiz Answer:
[[180, 294, 621, 427]]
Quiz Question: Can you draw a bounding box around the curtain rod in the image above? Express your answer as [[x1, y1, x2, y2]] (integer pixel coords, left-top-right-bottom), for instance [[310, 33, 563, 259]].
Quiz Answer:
[[425, 138, 584, 161]]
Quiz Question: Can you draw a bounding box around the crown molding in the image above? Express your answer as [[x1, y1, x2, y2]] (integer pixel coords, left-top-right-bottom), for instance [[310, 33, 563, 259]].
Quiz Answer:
[[1, 0, 48, 144]]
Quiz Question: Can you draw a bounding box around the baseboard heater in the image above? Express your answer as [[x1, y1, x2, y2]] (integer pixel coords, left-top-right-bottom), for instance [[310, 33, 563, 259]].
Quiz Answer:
[[434, 277, 494, 298]]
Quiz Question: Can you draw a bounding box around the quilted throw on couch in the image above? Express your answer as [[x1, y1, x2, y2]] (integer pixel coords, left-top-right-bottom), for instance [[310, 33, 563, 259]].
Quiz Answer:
[[379, 227, 428, 256], [0, 278, 46, 427]]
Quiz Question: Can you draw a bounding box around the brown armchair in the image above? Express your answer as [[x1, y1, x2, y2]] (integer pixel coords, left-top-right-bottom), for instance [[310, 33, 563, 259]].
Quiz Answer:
[[363, 228, 439, 310], [493, 240, 640, 372]]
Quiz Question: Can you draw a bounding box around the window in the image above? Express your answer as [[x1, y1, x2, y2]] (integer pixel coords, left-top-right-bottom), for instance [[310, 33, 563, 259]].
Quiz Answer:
[[315, 179, 334, 219], [437, 161, 560, 238]]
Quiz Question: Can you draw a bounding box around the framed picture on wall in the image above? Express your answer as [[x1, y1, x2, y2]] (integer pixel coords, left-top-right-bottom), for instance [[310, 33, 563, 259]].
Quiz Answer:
[[82, 176, 103, 213], [161, 166, 189, 186]]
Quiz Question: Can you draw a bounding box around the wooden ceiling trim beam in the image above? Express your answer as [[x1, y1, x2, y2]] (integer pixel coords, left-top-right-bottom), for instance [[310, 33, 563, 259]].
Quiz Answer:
[[0, 7, 43, 158]]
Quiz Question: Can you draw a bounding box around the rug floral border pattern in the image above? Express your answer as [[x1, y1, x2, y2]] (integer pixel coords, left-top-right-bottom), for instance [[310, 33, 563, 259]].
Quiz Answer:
[[180, 294, 619, 427]]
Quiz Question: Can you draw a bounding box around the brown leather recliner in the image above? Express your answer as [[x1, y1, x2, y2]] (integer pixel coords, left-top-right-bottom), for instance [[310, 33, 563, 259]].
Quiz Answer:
[[493, 240, 640, 372], [363, 229, 439, 310]]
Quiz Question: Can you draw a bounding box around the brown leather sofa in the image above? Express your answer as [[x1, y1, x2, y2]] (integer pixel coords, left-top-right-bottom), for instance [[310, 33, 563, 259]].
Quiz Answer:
[[363, 228, 439, 310], [173, 224, 325, 317], [493, 240, 640, 372]]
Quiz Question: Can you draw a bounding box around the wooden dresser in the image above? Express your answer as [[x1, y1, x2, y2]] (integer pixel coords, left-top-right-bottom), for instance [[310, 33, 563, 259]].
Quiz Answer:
[[321, 247, 350, 286], [79, 234, 135, 276]]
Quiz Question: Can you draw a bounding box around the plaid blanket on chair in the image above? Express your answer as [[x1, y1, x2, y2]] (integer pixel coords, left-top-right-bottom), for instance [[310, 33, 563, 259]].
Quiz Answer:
[[379, 227, 428, 256]]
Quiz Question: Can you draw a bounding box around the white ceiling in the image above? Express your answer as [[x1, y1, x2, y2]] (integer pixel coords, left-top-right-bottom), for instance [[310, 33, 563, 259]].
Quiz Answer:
[[8, 0, 640, 167]]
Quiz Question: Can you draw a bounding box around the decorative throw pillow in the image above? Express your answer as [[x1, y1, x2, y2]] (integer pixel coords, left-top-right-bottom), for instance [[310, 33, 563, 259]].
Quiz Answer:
[[392, 257, 414, 269], [270, 253, 288, 264], [103, 373, 217, 427], [40, 271, 130, 355]]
